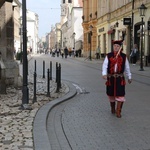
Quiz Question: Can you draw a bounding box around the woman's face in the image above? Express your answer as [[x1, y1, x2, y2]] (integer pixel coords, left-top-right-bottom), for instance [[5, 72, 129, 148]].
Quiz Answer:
[[113, 44, 121, 52]]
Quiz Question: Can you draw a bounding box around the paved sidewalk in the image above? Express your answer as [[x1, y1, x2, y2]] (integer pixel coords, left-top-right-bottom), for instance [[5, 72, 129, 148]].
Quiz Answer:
[[76, 57, 150, 77], [33, 81, 77, 150]]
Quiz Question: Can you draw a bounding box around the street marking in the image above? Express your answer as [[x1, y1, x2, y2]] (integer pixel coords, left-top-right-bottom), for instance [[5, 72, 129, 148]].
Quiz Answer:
[[72, 83, 82, 93], [72, 84, 89, 94]]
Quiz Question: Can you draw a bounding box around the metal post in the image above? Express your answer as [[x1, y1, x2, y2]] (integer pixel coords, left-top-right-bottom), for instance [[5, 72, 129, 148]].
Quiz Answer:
[[33, 71, 37, 103], [139, 17, 144, 71], [73, 32, 76, 51], [35, 60, 36, 72], [56, 65, 60, 93], [90, 31, 92, 60], [43, 61, 45, 78], [56, 62, 58, 82], [59, 63, 61, 88], [50, 61, 52, 80], [33, 60, 37, 103], [21, 0, 29, 108], [47, 69, 50, 97]]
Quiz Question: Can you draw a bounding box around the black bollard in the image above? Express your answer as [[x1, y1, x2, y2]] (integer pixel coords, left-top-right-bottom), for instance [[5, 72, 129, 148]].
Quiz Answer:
[[56, 62, 58, 82], [50, 61, 52, 80], [33, 60, 37, 103], [27, 60, 28, 75], [59, 63, 61, 88], [56, 64, 59, 93], [34, 60, 36, 72], [43, 60, 45, 78], [47, 69, 50, 97], [33, 71, 37, 103]]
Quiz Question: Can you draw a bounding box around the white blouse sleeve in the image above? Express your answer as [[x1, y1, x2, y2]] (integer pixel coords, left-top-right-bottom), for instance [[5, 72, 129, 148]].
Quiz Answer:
[[102, 56, 108, 76], [125, 58, 132, 79]]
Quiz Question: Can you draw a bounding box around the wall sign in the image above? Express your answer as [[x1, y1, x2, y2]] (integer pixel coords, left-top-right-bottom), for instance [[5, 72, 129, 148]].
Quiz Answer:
[[123, 18, 131, 25], [99, 27, 104, 32]]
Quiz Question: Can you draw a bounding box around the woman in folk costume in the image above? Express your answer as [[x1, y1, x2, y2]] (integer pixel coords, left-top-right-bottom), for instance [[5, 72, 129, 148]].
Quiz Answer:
[[102, 40, 132, 118]]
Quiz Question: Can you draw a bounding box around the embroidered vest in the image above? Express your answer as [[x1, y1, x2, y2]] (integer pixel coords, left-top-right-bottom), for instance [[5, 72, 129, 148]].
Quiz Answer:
[[107, 52, 126, 74]]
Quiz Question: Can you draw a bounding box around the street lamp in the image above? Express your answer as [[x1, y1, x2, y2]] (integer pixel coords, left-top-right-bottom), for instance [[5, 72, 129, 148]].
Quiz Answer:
[[89, 25, 93, 60], [73, 32, 76, 50], [21, 0, 29, 109], [138, 3, 147, 71]]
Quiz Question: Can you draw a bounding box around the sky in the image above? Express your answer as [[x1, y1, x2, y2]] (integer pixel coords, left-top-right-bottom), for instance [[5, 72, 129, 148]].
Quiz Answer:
[[25, 0, 61, 38]]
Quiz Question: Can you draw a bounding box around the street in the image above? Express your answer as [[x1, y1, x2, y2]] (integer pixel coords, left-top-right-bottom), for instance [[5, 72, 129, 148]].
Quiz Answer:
[[32, 54, 150, 150]]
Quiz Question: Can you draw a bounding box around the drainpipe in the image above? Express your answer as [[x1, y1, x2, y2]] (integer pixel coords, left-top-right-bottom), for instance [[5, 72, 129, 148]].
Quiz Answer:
[[131, 0, 134, 44]]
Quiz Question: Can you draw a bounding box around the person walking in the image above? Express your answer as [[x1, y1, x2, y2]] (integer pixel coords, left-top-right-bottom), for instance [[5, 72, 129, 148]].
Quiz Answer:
[[72, 47, 75, 57], [102, 40, 132, 118], [96, 46, 100, 59], [130, 44, 139, 65], [56, 48, 60, 57], [64, 47, 68, 58], [61, 48, 64, 58]]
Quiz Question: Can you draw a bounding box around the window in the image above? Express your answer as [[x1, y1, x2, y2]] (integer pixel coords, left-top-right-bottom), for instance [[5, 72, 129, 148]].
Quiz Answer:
[[63, 0, 65, 3], [68, 0, 72, 3]]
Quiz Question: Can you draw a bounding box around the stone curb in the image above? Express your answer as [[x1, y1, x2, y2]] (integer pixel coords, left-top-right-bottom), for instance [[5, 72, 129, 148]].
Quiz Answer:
[[33, 81, 77, 150]]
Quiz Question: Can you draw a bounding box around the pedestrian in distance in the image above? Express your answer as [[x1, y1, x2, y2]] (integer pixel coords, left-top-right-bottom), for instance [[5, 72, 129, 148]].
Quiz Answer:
[[130, 44, 139, 65], [56, 48, 60, 57], [52, 48, 55, 57], [68, 47, 72, 57], [61, 48, 64, 58], [72, 47, 75, 57], [96, 45, 100, 59], [78, 49, 82, 57], [102, 40, 132, 118], [64, 47, 68, 58]]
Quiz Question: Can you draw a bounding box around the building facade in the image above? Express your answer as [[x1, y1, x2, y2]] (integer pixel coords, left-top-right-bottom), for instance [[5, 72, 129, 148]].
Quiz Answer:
[[60, 0, 83, 51], [55, 23, 62, 50], [26, 10, 39, 54], [49, 26, 56, 50], [82, 0, 150, 64], [0, 0, 20, 86], [13, 0, 21, 54], [82, 0, 98, 58]]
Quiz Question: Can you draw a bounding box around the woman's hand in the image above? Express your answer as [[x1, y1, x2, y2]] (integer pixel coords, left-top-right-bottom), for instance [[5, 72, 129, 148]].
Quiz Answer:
[[128, 79, 132, 84], [102, 75, 107, 80]]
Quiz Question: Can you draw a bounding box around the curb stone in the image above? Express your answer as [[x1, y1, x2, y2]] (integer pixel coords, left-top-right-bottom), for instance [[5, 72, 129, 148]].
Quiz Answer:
[[33, 81, 77, 150]]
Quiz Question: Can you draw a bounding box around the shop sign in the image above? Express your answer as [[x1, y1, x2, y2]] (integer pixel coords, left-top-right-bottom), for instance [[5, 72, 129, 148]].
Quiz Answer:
[[99, 27, 104, 32], [123, 18, 131, 25]]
